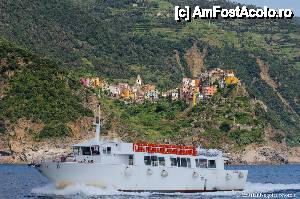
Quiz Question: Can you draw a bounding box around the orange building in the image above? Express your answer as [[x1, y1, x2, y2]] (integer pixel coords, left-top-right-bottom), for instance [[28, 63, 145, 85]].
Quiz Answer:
[[203, 86, 217, 97], [194, 79, 200, 87], [143, 84, 156, 92], [121, 88, 131, 99]]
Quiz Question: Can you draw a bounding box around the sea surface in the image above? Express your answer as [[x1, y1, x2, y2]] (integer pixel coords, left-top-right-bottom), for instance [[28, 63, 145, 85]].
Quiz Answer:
[[0, 164, 299, 199]]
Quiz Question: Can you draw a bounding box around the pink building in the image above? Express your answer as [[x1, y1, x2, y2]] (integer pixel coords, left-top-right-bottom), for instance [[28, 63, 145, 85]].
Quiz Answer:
[[80, 78, 90, 87]]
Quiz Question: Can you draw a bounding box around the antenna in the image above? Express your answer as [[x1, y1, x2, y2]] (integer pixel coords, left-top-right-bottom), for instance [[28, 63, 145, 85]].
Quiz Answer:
[[94, 103, 101, 142]]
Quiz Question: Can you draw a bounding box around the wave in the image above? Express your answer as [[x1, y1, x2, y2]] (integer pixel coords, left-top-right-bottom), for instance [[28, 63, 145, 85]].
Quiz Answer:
[[31, 182, 300, 197], [31, 183, 151, 197], [202, 182, 300, 196]]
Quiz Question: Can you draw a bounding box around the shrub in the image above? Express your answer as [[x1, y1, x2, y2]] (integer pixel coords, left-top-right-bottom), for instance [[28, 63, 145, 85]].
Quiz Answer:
[[273, 133, 285, 143], [219, 121, 231, 132], [0, 122, 6, 134], [38, 123, 70, 139]]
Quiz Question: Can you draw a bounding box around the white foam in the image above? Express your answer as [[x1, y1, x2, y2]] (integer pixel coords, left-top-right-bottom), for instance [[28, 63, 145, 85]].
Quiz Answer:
[[31, 182, 300, 197], [32, 183, 122, 196], [202, 182, 300, 196]]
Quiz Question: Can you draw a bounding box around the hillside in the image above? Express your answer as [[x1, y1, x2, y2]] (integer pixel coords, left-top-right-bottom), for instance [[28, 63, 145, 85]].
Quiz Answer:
[[98, 87, 266, 148], [0, 0, 300, 146], [0, 38, 92, 140], [0, 38, 299, 164]]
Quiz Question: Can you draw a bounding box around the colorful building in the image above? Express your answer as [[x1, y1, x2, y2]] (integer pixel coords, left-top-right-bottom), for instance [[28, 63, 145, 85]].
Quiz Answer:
[[145, 90, 159, 101], [225, 76, 239, 86], [79, 68, 239, 105], [108, 85, 121, 97], [203, 86, 217, 97]]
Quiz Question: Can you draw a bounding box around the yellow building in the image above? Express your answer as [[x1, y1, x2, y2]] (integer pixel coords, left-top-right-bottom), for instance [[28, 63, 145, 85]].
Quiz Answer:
[[121, 88, 131, 99], [93, 78, 101, 87], [225, 76, 239, 86]]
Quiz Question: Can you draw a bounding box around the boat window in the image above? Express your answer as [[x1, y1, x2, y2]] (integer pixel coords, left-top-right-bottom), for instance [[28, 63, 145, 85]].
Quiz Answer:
[[158, 157, 165, 166], [73, 147, 80, 155], [196, 159, 207, 168], [82, 147, 91, 155], [91, 146, 100, 155], [208, 160, 216, 168], [129, 155, 134, 165], [177, 157, 181, 167], [187, 158, 191, 168], [170, 157, 177, 166], [144, 156, 151, 165], [107, 147, 111, 155], [181, 158, 187, 167], [103, 147, 112, 155], [151, 156, 158, 166]]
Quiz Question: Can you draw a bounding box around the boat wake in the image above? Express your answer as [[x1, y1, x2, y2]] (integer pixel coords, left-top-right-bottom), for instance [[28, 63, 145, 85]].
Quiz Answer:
[[31, 182, 300, 197], [201, 182, 300, 197], [31, 183, 151, 196]]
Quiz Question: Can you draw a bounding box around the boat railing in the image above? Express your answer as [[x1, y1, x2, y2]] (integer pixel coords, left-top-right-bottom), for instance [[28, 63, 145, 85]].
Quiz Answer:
[[197, 148, 222, 157]]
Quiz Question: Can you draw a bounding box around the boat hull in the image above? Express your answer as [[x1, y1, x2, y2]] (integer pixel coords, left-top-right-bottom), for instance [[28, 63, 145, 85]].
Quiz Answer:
[[37, 162, 247, 192]]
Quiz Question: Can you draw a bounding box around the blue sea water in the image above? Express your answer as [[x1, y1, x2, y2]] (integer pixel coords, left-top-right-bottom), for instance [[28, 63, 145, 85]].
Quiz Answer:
[[0, 164, 299, 199]]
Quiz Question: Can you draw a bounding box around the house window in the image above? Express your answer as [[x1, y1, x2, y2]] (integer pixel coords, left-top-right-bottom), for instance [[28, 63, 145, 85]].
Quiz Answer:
[[208, 160, 216, 168], [195, 159, 207, 168], [144, 156, 151, 165], [158, 157, 165, 166]]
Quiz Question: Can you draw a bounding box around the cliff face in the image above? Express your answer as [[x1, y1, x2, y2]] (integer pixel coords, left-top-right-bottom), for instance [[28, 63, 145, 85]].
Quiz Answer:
[[229, 143, 300, 165], [184, 43, 207, 77], [0, 117, 94, 163]]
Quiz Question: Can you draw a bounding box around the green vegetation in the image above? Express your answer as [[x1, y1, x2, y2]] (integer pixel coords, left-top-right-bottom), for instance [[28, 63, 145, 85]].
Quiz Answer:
[[97, 86, 264, 149], [38, 124, 71, 139], [0, 38, 92, 139], [0, 122, 6, 134], [219, 122, 231, 132], [0, 0, 300, 145], [99, 97, 188, 142], [228, 129, 263, 147]]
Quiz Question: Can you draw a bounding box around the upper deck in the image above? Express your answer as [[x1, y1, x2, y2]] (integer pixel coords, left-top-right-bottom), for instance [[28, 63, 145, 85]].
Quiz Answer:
[[69, 138, 225, 170]]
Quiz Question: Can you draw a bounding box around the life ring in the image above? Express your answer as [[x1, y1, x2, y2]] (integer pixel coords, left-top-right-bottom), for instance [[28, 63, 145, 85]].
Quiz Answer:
[[238, 172, 244, 178], [124, 166, 132, 176], [147, 168, 153, 176], [161, 170, 168, 177], [225, 173, 231, 180], [193, 171, 199, 178]]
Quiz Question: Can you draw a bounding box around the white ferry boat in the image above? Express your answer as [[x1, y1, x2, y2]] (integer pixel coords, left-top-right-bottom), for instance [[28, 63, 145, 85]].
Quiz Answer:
[[36, 104, 248, 192]]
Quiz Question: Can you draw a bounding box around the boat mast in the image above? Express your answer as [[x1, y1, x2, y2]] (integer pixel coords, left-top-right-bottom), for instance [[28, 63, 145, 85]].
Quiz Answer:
[[94, 103, 101, 142]]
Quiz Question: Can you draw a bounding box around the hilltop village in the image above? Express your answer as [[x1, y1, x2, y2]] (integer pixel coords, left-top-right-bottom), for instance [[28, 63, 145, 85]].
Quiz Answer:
[[80, 68, 240, 106]]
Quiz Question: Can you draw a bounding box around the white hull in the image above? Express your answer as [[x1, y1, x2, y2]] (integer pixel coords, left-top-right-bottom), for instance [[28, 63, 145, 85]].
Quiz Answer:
[[38, 162, 248, 192]]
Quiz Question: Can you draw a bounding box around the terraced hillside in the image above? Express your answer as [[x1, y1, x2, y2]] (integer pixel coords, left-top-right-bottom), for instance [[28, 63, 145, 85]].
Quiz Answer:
[[0, 0, 300, 145]]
